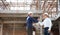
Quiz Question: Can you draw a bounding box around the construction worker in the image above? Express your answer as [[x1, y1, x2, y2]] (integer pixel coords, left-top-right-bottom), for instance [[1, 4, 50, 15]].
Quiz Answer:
[[26, 12, 38, 35], [40, 13, 52, 35]]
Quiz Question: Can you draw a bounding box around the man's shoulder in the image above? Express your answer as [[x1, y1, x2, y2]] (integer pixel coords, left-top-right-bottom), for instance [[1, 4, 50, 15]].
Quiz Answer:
[[45, 18, 51, 21], [27, 16, 32, 20], [46, 18, 49, 19], [27, 16, 30, 20]]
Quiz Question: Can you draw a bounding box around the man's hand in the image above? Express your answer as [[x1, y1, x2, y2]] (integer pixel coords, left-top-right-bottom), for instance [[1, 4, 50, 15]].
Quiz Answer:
[[37, 17, 40, 21], [48, 30, 51, 33]]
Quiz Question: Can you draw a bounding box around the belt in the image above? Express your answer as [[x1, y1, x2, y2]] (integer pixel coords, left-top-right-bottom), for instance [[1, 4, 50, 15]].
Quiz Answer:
[[44, 27, 49, 29]]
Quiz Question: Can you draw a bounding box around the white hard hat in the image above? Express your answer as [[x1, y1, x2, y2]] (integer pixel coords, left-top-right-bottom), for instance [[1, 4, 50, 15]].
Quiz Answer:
[[28, 12, 33, 14], [44, 13, 49, 16]]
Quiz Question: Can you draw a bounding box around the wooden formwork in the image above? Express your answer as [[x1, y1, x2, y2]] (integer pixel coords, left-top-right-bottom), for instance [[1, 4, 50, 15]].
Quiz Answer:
[[0, 16, 27, 35], [0, 20, 27, 35]]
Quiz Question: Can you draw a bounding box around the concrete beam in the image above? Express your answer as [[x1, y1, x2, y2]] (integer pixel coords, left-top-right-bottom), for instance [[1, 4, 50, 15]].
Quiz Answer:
[[2, 21, 26, 23], [0, 13, 41, 17]]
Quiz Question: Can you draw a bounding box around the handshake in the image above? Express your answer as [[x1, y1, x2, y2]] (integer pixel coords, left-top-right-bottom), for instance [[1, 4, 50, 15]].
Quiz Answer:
[[33, 22, 42, 29], [33, 17, 43, 29]]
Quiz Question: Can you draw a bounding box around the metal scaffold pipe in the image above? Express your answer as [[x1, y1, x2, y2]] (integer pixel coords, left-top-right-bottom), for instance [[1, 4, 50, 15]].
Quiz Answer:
[[39, 0, 43, 35]]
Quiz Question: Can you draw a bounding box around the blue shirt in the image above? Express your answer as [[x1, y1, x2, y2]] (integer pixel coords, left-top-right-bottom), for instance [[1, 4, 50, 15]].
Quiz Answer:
[[26, 16, 38, 28]]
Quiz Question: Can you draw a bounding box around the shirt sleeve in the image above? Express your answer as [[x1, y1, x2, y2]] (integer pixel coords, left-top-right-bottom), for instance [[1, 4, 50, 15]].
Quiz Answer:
[[41, 20, 46, 25], [31, 17, 38, 23], [40, 18, 52, 31], [38, 21, 42, 26], [48, 21, 52, 30]]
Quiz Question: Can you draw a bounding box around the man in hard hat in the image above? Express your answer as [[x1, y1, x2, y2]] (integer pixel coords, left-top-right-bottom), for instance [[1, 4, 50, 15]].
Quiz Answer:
[[26, 12, 38, 35], [41, 13, 52, 35]]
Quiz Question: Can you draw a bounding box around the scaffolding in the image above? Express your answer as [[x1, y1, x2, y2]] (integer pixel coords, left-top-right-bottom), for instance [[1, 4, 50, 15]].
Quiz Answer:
[[0, 0, 59, 35]]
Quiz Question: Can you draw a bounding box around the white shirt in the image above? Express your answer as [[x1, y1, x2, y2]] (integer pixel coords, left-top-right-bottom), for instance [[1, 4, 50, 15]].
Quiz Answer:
[[40, 18, 52, 30]]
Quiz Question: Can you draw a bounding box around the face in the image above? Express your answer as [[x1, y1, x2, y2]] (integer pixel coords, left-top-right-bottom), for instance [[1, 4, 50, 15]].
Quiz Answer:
[[29, 13, 33, 17], [42, 14, 46, 20]]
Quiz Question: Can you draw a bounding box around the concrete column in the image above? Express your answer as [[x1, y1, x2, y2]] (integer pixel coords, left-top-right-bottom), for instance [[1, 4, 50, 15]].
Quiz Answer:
[[0, 23, 3, 35], [0, 24, 2, 35]]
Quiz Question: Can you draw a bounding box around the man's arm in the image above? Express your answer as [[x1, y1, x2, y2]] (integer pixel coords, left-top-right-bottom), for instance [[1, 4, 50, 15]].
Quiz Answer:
[[47, 19, 52, 33], [32, 17, 38, 23], [48, 21, 52, 31]]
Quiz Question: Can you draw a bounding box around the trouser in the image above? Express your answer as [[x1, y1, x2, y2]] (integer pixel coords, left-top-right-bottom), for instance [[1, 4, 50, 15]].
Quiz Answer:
[[27, 27, 33, 35], [44, 27, 50, 35]]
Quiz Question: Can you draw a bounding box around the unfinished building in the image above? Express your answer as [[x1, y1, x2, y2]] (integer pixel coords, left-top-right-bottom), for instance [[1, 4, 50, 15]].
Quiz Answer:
[[0, 0, 59, 35]]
